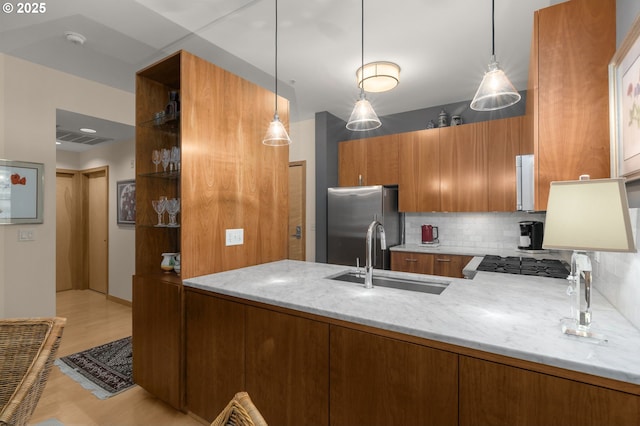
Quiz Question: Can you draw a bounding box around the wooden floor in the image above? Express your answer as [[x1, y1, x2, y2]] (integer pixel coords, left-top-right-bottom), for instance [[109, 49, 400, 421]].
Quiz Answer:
[[30, 290, 202, 426]]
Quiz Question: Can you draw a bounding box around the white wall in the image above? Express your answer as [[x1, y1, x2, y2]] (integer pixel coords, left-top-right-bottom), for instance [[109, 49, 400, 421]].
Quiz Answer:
[[56, 139, 136, 302], [0, 54, 134, 318], [290, 118, 316, 261]]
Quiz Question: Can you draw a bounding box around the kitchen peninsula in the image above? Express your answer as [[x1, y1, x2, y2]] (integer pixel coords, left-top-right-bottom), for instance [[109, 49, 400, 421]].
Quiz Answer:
[[184, 260, 640, 425]]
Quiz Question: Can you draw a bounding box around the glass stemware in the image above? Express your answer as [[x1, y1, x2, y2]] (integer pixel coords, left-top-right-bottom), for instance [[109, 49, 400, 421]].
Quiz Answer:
[[151, 196, 167, 226], [152, 149, 161, 173], [166, 198, 180, 227], [171, 146, 180, 172], [161, 149, 171, 173]]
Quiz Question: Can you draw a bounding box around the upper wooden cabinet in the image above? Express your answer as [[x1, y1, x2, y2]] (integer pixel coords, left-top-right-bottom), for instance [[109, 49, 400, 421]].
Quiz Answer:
[[525, 0, 615, 210], [398, 128, 440, 212], [487, 117, 523, 212], [338, 134, 398, 186]]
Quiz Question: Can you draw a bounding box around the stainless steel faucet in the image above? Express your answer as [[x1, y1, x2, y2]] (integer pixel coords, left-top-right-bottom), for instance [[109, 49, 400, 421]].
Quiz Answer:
[[365, 220, 386, 289]]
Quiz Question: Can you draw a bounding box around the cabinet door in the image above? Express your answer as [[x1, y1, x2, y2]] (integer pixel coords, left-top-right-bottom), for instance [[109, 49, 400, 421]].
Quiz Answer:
[[391, 251, 434, 275], [487, 117, 522, 212], [434, 254, 473, 278], [365, 134, 398, 186], [132, 275, 182, 409], [398, 129, 440, 212], [185, 290, 245, 421], [330, 325, 458, 426], [459, 356, 640, 426], [533, 0, 614, 210], [338, 140, 366, 186], [245, 306, 329, 425], [440, 122, 488, 212]]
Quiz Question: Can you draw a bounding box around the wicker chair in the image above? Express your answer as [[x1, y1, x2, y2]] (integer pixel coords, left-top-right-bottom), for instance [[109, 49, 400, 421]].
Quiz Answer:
[[0, 317, 66, 426], [211, 392, 267, 426]]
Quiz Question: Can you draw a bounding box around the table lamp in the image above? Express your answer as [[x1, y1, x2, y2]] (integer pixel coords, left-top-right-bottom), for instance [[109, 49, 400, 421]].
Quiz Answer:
[[542, 176, 636, 339]]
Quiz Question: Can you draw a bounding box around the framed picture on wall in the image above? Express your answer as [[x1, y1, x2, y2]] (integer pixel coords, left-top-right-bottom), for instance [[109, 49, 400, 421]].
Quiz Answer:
[[117, 179, 136, 225], [610, 14, 640, 180], [0, 160, 44, 225]]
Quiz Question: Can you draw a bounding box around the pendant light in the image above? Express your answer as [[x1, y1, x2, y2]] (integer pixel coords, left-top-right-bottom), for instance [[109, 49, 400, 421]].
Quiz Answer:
[[470, 0, 521, 111], [263, 0, 291, 146], [346, 0, 381, 131]]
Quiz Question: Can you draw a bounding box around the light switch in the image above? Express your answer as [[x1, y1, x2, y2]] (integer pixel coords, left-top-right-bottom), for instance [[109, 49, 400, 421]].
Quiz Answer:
[[225, 229, 244, 246], [18, 229, 35, 241]]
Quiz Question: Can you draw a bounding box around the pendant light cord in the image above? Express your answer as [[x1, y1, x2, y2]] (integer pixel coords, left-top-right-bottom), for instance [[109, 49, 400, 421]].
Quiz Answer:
[[274, 0, 279, 114], [360, 0, 364, 94], [491, 0, 495, 57]]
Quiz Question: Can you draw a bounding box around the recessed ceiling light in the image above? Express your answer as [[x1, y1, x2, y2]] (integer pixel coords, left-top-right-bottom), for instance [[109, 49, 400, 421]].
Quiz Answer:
[[65, 31, 86, 46], [80, 128, 96, 134], [56, 141, 61, 145]]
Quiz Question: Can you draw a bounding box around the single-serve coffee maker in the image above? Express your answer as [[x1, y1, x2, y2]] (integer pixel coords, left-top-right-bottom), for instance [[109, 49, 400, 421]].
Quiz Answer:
[[518, 221, 544, 250]]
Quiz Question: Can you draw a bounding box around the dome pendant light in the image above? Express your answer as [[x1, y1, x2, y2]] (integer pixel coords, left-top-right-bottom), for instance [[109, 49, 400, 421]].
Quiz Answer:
[[346, 0, 381, 131], [263, 0, 291, 146], [470, 0, 521, 111]]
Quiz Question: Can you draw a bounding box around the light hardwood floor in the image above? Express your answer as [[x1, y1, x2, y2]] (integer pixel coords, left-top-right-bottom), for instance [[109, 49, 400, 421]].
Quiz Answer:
[[30, 290, 203, 426]]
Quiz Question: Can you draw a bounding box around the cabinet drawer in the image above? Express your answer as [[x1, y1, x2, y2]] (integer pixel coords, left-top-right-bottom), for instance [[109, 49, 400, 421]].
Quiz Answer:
[[391, 252, 434, 275]]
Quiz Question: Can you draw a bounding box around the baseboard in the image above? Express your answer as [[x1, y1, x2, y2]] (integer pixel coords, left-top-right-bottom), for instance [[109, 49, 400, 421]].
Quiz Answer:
[[107, 294, 132, 307]]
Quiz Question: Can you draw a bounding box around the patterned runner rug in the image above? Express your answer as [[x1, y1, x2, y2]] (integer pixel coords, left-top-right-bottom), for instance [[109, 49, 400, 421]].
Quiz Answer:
[[55, 336, 134, 399]]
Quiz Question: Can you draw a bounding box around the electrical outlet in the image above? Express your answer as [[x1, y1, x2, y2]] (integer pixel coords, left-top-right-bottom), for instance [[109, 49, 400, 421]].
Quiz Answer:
[[225, 228, 244, 246]]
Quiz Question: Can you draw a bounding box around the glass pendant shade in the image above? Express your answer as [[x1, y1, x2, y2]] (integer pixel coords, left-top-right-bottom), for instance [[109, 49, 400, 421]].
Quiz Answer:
[[470, 57, 521, 111], [346, 92, 382, 131], [262, 113, 291, 146]]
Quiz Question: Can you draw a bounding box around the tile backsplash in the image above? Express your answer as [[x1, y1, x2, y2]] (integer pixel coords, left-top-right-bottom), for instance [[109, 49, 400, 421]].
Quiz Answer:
[[404, 210, 640, 330], [404, 212, 546, 250]]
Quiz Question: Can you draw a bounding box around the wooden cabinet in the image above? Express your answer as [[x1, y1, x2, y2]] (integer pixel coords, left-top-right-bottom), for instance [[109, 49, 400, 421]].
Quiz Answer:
[[184, 289, 329, 425], [245, 305, 329, 425], [487, 117, 522, 212], [391, 251, 472, 278], [398, 128, 440, 212], [459, 356, 640, 426], [440, 122, 488, 212], [338, 135, 398, 186], [132, 275, 182, 409], [330, 325, 458, 426], [391, 251, 434, 274], [184, 291, 245, 421], [526, 0, 614, 210], [134, 51, 289, 410]]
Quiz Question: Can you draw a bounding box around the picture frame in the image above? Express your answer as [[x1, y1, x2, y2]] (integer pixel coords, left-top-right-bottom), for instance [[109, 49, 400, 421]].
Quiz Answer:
[[117, 179, 136, 225], [0, 159, 44, 225], [610, 14, 640, 180]]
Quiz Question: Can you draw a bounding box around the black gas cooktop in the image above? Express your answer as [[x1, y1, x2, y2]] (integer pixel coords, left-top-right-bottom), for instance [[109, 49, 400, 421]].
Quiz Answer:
[[477, 255, 570, 279]]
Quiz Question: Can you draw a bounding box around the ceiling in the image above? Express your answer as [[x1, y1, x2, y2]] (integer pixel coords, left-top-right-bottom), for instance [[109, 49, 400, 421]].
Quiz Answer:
[[0, 0, 553, 150]]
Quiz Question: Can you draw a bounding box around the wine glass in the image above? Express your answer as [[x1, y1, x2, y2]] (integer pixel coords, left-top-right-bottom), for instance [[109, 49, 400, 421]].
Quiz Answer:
[[152, 149, 161, 173], [151, 197, 167, 226], [171, 146, 180, 172], [166, 198, 180, 227], [161, 149, 170, 173]]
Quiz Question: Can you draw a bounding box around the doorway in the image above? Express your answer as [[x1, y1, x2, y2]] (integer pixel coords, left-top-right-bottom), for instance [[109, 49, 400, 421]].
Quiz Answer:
[[288, 161, 306, 261], [55, 166, 109, 293]]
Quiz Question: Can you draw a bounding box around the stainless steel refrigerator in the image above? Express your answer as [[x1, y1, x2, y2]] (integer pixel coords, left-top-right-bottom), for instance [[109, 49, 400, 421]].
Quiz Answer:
[[327, 185, 400, 269]]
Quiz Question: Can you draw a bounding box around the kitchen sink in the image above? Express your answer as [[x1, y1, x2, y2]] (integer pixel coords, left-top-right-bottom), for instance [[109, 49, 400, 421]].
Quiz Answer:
[[327, 271, 449, 295]]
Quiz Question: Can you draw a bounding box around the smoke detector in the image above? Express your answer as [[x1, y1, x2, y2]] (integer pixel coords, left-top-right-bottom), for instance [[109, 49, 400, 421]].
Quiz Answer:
[[65, 31, 86, 46]]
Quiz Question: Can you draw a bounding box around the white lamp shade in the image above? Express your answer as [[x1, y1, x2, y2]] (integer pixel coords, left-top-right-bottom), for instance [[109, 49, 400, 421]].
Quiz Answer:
[[470, 60, 521, 111], [262, 114, 291, 146], [357, 62, 400, 93], [346, 93, 382, 131], [543, 178, 636, 252]]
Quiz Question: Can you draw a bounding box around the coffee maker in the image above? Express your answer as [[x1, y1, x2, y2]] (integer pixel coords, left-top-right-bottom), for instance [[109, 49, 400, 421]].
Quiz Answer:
[[518, 221, 544, 250]]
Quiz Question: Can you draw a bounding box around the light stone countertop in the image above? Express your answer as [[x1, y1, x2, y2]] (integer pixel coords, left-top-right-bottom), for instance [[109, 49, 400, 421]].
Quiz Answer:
[[391, 243, 563, 259], [184, 259, 640, 386]]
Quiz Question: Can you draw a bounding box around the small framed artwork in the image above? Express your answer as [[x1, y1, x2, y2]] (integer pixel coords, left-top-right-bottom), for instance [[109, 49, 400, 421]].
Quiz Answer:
[[0, 159, 44, 225], [610, 14, 640, 180], [117, 179, 136, 225]]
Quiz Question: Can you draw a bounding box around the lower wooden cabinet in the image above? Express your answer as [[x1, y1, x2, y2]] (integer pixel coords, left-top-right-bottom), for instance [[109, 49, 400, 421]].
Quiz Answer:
[[330, 325, 458, 426], [132, 274, 183, 410], [459, 356, 640, 426], [391, 251, 472, 278]]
